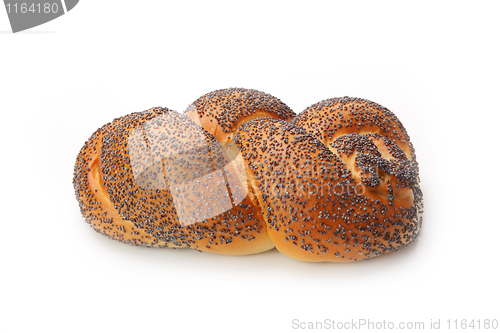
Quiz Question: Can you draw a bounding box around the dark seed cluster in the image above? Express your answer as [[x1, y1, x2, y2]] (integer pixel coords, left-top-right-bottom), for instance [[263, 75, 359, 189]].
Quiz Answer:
[[331, 133, 417, 188]]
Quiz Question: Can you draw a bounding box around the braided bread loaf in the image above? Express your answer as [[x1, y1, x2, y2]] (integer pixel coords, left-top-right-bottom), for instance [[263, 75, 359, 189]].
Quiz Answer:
[[73, 88, 422, 262]]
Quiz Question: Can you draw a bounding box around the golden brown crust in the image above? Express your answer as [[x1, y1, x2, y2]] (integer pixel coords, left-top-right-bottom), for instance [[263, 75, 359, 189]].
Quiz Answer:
[[179, 87, 296, 254], [185, 87, 295, 143], [73, 109, 174, 247], [234, 117, 421, 262], [329, 133, 416, 209], [294, 97, 423, 225], [97, 107, 274, 255], [74, 93, 422, 262], [185, 88, 295, 215], [293, 97, 417, 163]]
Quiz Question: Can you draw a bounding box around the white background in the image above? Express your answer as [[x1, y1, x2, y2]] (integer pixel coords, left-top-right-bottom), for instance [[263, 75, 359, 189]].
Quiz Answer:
[[1, 1, 499, 332]]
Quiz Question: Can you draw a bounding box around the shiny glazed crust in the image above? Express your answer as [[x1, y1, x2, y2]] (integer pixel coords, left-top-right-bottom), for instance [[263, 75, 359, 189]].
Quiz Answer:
[[73, 91, 422, 262], [231, 97, 422, 261], [294, 97, 423, 233], [76, 108, 277, 255], [73, 108, 174, 247]]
